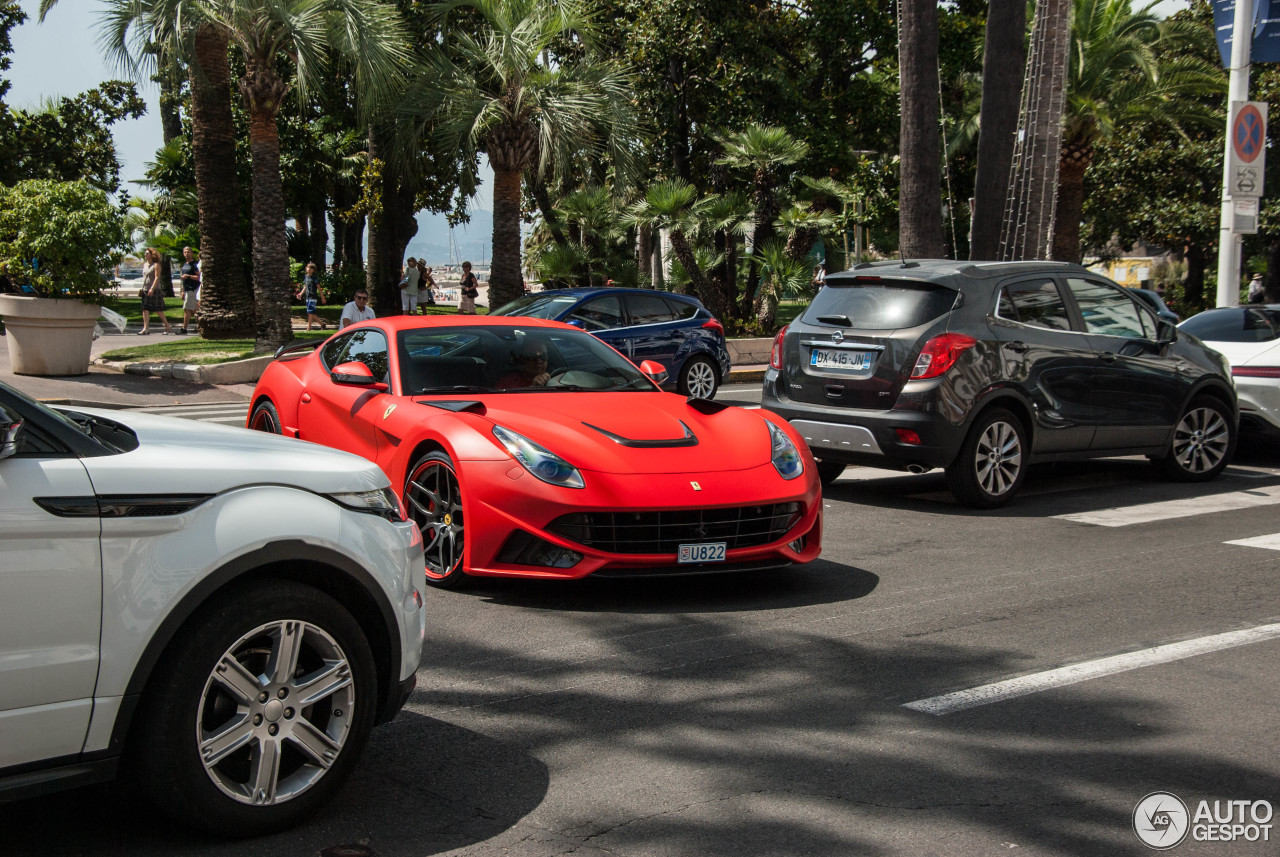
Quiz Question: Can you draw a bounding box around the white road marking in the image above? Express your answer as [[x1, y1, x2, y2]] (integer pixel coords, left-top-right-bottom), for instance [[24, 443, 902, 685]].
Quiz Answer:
[[1225, 532, 1280, 551], [904, 622, 1280, 715], [1053, 484, 1280, 527]]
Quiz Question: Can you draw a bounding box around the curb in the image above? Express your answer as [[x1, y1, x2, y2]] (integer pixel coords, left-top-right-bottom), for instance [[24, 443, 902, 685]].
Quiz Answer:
[[94, 353, 274, 385]]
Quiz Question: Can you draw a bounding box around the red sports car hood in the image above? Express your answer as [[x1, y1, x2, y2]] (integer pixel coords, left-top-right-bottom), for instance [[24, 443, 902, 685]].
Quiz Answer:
[[460, 392, 775, 475]]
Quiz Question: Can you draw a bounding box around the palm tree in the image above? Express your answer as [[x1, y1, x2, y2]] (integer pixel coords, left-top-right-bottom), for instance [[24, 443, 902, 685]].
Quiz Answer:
[[970, 0, 1027, 261], [626, 180, 725, 317], [898, 0, 945, 259], [39, 0, 257, 339], [418, 0, 640, 310], [715, 124, 808, 319], [1052, 0, 1223, 262], [753, 238, 814, 330]]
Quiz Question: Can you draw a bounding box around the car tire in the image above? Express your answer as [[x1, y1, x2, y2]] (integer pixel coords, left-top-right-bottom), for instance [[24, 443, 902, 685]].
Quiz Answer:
[[248, 399, 282, 434], [133, 580, 378, 837], [404, 451, 468, 588], [1156, 396, 1235, 482], [815, 459, 846, 487], [945, 407, 1027, 508], [677, 356, 719, 399]]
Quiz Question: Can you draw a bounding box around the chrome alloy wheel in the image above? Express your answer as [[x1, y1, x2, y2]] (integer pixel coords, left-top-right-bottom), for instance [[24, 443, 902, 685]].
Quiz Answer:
[[683, 358, 717, 399], [196, 620, 354, 806], [405, 456, 464, 579], [1171, 405, 1230, 474], [973, 419, 1023, 497]]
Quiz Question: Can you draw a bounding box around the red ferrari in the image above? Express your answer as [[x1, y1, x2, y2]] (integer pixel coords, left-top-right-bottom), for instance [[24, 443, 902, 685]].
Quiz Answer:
[[248, 316, 822, 586]]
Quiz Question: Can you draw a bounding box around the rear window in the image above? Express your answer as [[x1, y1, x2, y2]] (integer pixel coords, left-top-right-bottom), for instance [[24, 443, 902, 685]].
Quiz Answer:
[[1180, 308, 1280, 343], [805, 278, 957, 330]]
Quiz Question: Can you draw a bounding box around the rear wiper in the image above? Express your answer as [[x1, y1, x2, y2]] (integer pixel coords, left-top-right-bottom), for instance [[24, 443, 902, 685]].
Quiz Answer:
[[816, 315, 852, 327], [415, 385, 495, 394]]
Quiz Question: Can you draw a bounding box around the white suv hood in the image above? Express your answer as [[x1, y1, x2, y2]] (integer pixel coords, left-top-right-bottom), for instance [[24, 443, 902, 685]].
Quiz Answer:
[[67, 408, 388, 496]]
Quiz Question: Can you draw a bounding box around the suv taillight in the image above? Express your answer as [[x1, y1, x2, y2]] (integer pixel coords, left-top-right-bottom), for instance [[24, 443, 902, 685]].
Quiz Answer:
[[911, 333, 977, 379], [770, 325, 788, 370], [702, 317, 724, 336]]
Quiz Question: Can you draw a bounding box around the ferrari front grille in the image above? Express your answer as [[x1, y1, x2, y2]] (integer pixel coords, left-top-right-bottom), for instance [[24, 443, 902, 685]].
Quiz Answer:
[[548, 503, 802, 554]]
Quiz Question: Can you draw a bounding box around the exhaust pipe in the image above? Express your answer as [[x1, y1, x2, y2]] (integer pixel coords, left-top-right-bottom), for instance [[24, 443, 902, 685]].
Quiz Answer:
[[906, 463, 931, 474]]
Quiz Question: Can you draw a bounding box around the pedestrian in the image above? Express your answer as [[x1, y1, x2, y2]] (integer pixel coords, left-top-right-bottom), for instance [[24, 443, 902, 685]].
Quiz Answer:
[[419, 263, 437, 310], [178, 246, 200, 334], [811, 262, 827, 291], [340, 289, 376, 329], [402, 257, 421, 314], [300, 262, 325, 330], [139, 248, 174, 335], [459, 260, 480, 315], [1248, 273, 1266, 304]]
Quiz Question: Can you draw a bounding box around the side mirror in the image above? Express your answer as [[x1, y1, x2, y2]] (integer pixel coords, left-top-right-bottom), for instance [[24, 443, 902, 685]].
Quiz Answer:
[[0, 416, 23, 461], [1157, 319, 1178, 345], [331, 361, 388, 391], [639, 359, 669, 385]]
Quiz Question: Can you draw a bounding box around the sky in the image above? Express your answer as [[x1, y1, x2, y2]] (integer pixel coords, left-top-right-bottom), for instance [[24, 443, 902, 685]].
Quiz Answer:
[[5, 0, 1190, 262]]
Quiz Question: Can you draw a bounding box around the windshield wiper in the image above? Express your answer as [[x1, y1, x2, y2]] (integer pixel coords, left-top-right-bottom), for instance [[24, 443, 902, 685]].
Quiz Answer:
[[414, 385, 496, 394], [817, 314, 852, 327]]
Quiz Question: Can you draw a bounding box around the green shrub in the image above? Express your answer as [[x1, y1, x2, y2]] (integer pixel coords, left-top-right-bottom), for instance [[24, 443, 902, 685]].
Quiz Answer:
[[0, 180, 128, 302]]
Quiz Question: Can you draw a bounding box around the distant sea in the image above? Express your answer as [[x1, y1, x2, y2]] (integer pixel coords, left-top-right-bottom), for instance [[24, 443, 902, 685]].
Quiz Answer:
[[403, 208, 495, 268]]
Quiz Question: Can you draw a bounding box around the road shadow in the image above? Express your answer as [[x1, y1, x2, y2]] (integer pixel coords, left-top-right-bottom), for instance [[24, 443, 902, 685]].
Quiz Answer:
[[0, 713, 548, 857], [462, 560, 879, 614]]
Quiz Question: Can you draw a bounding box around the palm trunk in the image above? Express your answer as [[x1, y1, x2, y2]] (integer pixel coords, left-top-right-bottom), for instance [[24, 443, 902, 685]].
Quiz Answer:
[[669, 229, 725, 318], [242, 67, 292, 351], [638, 226, 652, 283], [532, 180, 568, 247], [971, 0, 1027, 261], [899, 0, 945, 258], [740, 174, 778, 318], [490, 167, 525, 309], [1051, 150, 1090, 263], [345, 213, 365, 270], [1184, 239, 1208, 314], [190, 26, 253, 339], [366, 128, 419, 316]]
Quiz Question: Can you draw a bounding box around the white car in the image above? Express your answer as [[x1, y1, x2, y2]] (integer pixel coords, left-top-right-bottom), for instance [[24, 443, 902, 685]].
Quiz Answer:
[[1180, 306, 1280, 434], [0, 381, 426, 835]]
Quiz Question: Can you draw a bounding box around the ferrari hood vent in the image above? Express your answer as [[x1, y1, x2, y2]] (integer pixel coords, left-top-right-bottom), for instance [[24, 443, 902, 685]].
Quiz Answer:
[[582, 420, 699, 448]]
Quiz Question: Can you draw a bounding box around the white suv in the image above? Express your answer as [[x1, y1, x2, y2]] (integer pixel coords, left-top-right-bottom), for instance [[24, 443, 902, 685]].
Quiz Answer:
[[0, 381, 426, 836]]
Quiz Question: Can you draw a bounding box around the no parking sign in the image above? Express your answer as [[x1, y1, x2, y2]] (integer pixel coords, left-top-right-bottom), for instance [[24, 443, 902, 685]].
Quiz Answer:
[[1228, 101, 1268, 198]]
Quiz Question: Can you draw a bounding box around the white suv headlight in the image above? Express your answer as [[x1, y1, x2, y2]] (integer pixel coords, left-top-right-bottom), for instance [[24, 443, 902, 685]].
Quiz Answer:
[[768, 421, 804, 480], [328, 487, 405, 522], [492, 425, 585, 488]]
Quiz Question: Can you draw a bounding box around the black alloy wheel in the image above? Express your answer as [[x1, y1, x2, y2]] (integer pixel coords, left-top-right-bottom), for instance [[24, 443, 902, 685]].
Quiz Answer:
[[404, 451, 467, 587], [249, 400, 282, 434]]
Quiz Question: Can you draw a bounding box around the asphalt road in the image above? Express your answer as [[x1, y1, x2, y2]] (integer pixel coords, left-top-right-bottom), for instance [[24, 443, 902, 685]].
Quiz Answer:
[[6, 392, 1280, 857]]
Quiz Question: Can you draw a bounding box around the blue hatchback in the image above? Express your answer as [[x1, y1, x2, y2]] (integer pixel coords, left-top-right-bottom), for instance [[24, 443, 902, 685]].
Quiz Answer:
[[489, 287, 732, 399]]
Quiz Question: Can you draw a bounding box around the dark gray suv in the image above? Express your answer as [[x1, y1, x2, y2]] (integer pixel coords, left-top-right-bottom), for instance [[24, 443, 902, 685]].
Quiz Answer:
[[761, 260, 1238, 507]]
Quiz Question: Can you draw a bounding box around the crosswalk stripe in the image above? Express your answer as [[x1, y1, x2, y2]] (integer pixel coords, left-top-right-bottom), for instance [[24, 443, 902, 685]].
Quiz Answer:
[[1225, 532, 1280, 551], [1053, 484, 1280, 527], [904, 622, 1280, 715]]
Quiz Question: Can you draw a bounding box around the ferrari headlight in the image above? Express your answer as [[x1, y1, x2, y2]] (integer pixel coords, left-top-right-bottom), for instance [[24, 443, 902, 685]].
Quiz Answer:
[[329, 486, 405, 522], [492, 425, 585, 489], [768, 421, 804, 480]]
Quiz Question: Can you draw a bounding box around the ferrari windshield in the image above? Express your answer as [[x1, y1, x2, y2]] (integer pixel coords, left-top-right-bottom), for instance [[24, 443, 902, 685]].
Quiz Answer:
[[488, 293, 580, 319], [397, 325, 656, 394]]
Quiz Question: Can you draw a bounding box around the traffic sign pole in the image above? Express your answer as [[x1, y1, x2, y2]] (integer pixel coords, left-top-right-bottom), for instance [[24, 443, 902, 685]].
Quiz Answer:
[[1218, 0, 1253, 308]]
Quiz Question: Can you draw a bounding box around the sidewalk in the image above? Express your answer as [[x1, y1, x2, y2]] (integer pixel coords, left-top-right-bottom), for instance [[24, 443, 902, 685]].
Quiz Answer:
[[0, 326, 252, 408]]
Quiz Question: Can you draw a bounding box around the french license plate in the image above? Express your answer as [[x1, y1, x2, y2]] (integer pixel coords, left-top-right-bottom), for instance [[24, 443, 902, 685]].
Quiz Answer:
[[810, 348, 873, 372], [678, 542, 726, 564]]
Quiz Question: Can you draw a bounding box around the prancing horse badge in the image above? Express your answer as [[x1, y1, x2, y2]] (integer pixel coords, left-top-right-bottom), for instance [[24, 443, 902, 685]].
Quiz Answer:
[[690, 481, 701, 491], [383, 404, 397, 420]]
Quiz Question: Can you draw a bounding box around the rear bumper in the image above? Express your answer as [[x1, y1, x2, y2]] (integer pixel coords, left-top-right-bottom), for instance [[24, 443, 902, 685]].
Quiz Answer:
[[762, 369, 963, 469]]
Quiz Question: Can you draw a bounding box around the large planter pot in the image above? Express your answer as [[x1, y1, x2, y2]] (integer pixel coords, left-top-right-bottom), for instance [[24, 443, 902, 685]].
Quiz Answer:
[[0, 295, 101, 376]]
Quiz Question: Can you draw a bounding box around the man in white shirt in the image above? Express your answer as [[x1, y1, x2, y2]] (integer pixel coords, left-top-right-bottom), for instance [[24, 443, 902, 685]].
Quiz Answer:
[[402, 258, 421, 314], [340, 290, 376, 328]]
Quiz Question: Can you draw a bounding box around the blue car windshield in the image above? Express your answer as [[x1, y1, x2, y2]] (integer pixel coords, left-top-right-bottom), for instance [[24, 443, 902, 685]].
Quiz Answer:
[[489, 293, 581, 319], [397, 325, 657, 394]]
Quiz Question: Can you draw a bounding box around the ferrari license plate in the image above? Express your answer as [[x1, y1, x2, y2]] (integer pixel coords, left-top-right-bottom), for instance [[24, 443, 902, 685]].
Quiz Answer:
[[810, 348, 873, 373], [678, 542, 726, 564]]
